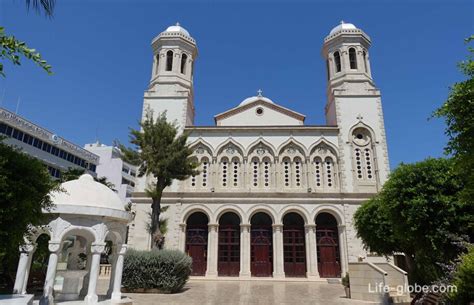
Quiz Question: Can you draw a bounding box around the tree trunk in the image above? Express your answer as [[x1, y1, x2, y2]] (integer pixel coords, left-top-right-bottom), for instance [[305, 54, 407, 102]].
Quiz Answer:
[[150, 188, 164, 249]]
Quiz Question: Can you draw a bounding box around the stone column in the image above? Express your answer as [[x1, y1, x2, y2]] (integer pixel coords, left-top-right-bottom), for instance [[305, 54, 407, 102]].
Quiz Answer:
[[84, 243, 105, 304], [13, 243, 35, 294], [107, 246, 117, 297], [39, 241, 61, 305], [21, 244, 36, 294], [239, 224, 251, 278], [205, 224, 219, 278], [111, 244, 128, 301], [178, 223, 187, 252], [338, 225, 348, 276], [304, 225, 319, 279], [272, 224, 285, 278]]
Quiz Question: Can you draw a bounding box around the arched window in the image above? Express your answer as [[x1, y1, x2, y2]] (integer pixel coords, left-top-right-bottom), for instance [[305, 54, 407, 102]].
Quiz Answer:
[[283, 157, 291, 187], [363, 51, 368, 72], [325, 157, 334, 188], [334, 51, 341, 73], [221, 157, 229, 187], [201, 157, 209, 187], [232, 157, 240, 187], [155, 54, 160, 74], [294, 157, 302, 187], [314, 157, 323, 188], [352, 128, 375, 181], [252, 157, 259, 187], [262, 157, 271, 187], [181, 53, 187, 74], [326, 59, 330, 80], [349, 48, 357, 70], [190, 157, 198, 188], [166, 50, 173, 71]]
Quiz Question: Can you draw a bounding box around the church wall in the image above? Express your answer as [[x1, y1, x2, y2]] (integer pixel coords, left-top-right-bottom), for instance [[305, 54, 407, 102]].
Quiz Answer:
[[217, 104, 303, 126]]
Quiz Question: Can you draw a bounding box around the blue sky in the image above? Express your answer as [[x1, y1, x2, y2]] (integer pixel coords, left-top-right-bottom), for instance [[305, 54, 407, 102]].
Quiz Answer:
[[1, 1, 473, 169]]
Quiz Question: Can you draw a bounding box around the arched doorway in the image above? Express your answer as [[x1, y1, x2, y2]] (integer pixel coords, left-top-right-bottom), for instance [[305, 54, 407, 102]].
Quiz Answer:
[[283, 212, 306, 277], [26, 233, 50, 294], [186, 212, 209, 276], [316, 212, 341, 278], [218, 212, 240, 276], [250, 212, 273, 277]]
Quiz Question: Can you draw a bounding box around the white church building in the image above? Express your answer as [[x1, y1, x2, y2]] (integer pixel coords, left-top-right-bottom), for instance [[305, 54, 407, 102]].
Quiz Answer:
[[127, 21, 390, 280]]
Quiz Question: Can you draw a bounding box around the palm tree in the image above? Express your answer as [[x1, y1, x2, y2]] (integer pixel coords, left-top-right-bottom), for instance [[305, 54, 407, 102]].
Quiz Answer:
[[119, 111, 198, 249], [25, 0, 56, 17]]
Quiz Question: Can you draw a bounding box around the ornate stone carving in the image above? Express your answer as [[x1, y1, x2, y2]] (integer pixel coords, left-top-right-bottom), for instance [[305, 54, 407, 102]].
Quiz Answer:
[[195, 146, 205, 154], [90, 243, 106, 254], [48, 241, 61, 253]]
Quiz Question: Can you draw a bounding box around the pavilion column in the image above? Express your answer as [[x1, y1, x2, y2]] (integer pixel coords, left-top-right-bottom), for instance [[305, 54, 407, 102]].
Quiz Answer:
[[338, 225, 348, 276], [13, 243, 36, 294], [84, 243, 105, 304], [178, 224, 187, 252], [111, 244, 128, 301], [39, 241, 61, 305], [107, 246, 117, 297], [239, 224, 251, 278], [205, 224, 218, 278], [272, 224, 285, 278], [305, 224, 319, 279]]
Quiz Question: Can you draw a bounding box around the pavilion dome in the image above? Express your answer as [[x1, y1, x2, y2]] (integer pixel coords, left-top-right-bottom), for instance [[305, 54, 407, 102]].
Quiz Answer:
[[164, 23, 191, 37], [51, 174, 125, 212], [329, 21, 358, 35], [239, 94, 274, 106]]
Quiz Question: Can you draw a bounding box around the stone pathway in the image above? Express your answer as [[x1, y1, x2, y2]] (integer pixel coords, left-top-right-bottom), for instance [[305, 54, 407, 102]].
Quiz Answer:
[[120, 280, 381, 305]]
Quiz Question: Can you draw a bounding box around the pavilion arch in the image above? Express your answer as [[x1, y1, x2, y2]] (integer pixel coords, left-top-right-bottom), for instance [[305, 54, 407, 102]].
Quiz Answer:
[[245, 138, 277, 159], [308, 138, 339, 157], [27, 226, 52, 245], [347, 121, 377, 143], [277, 138, 308, 160], [213, 205, 245, 224], [189, 138, 215, 157], [277, 205, 310, 225], [57, 226, 98, 245], [215, 139, 245, 160], [311, 205, 345, 226], [181, 204, 213, 224], [246, 205, 277, 224]]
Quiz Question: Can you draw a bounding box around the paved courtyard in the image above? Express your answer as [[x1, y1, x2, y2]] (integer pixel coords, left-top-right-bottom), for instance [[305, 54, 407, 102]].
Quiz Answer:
[[119, 280, 380, 305]]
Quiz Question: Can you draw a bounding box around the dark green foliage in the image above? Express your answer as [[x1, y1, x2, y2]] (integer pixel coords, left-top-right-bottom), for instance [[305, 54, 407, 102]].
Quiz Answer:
[[0, 141, 57, 289], [434, 36, 474, 210], [341, 273, 350, 288], [354, 158, 471, 284], [118, 111, 198, 248], [448, 245, 474, 304], [122, 249, 192, 293]]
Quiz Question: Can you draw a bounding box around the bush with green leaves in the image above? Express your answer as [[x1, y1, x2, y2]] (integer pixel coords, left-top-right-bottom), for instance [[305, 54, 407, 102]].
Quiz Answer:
[[448, 245, 474, 305], [122, 249, 192, 293]]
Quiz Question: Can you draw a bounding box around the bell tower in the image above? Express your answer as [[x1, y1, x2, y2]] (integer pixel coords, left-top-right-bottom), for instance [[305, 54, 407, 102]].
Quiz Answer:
[[142, 23, 198, 130], [322, 21, 390, 192]]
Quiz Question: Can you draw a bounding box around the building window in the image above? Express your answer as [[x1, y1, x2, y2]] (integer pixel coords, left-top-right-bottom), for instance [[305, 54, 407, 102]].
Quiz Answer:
[[364, 148, 373, 179], [202, 159, 208, 187], [363, 51, 368, 72], [326, 59, 330, 80], [314, 158, 322, 188], [283, 157, 290, 187], [181, 53, 187, 74], [221, 158, 228, 187], [252, 158, 259, 187], [166, 50, 173, 71], [155, 54, 160, 74], [263, 158, 270, 187], [349, 48, 357, 69], [232, 158, 240, 187], [294, 157, 302, 187], [334, 51, 341, 73], [325, 157, 334, 188]]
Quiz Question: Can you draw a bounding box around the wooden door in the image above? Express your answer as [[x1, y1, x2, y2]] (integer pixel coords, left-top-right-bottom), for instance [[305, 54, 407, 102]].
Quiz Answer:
[[317, 229, 341, 278], [283, 227, 306, 277], [186, 227, 208, 276], [218, 225, 240, 276], [251, 228, 272, 277]]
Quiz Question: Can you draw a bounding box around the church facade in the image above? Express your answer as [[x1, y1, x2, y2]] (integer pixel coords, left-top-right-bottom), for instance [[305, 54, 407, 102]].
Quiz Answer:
[[128, 22, 390, 280]]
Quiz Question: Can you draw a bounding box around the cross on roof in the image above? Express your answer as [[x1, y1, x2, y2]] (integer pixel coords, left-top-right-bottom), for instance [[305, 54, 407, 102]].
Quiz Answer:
[[257, 89, 263, 97]]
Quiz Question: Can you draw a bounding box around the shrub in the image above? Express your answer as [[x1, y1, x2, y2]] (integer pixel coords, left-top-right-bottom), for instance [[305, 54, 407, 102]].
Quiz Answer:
[[448, 245, 474, 305], [341, 273, 350, 288], [122, 249, 192, 293]]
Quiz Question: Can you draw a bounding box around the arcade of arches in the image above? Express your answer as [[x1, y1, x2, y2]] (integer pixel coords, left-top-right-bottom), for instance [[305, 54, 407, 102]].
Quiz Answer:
[[183, 210, 344, 279]]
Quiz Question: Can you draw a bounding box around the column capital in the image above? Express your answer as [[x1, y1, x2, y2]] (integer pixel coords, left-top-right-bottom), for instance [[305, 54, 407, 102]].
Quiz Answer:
[[208, 223, 219, 231], [304, 224, 317, 233], [338, 224, 346, 230], [179, 223, 187, 231], [19, 243, 36, 254], [117, 244, 128, 255], [240, 224, 251, 232], [272, 224, 283, 232], [90, 242, 106, 254], [48, 241, 61, 253]]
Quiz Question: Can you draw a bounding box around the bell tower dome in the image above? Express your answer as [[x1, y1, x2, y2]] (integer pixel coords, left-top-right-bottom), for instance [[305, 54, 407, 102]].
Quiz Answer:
[[142, 23, 198, 130]]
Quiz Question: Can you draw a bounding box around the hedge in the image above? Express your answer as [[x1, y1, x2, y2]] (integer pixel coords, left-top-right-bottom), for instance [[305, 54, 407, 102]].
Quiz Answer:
[[122, 249, 192, 293]]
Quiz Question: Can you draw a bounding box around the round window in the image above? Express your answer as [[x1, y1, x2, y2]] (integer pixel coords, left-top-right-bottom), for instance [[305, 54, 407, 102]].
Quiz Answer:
[[256, 107, 264, 115]]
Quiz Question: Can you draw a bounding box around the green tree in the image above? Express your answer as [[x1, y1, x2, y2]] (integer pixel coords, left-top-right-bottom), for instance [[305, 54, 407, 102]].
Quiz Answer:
[[0, 141, 58, 289], [434, 36, 474, 207], [354, 158, 472, 284], [118, 111, 198, 249], [1, 0, 55, 77], [448, 245, 474, 305]]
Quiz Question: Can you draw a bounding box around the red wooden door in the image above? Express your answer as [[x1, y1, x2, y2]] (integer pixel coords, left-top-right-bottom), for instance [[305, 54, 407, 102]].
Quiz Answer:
[[251, 228, 272, 277], [218, 225, 240, 276], [317, 229, 341, 278], [283, 227, 306, 277], [186, 226, 208, 276]]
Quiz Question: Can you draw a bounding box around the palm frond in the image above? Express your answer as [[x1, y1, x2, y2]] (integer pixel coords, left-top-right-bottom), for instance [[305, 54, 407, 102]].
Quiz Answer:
[[26, 0, 56, 17]]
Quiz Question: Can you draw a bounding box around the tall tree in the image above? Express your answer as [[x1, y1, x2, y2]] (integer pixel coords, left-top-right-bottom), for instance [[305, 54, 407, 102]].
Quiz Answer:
[[0, 140, 58, 290], [434, 36, 474, 206], [354, 158, 471, 284], [118, 111, 198, 249]]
